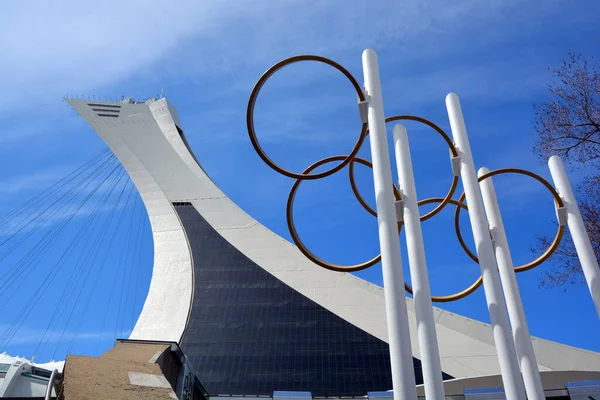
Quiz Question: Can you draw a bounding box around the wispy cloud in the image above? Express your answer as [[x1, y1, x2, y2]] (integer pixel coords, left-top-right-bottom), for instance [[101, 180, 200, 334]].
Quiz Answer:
[[383, 59, 551, 113], [1, 1, 213, 110], [1, 0, 599, 358], [0, 324, 131, 353], [0, 200, 130, 237], [0, 167, 133, 236], [2, 0, 591, 113], [0, 167, 74, 195]]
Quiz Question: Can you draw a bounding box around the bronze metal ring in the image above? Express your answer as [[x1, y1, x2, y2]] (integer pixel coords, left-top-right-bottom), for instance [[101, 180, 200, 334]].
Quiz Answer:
[[347, 157, 402, 217], [246, 55, 368, 180], [288, 155, 385, 272], [403, 197, 483, 302], [348, 115, 459, 221], [454, 168, 565, 272], [248, 55, 565, 301]]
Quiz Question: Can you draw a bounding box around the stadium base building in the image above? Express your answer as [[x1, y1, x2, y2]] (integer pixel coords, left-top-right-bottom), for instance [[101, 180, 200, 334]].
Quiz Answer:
[[52, 97, 600, 399]]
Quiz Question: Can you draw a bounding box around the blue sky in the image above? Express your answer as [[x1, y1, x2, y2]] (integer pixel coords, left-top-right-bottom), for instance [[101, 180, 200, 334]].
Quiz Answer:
[[0, 0, 599, 363]]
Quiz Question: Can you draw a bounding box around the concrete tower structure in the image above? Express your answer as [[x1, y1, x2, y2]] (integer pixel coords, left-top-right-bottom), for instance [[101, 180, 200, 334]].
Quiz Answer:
[[66, 97, 600, 397]]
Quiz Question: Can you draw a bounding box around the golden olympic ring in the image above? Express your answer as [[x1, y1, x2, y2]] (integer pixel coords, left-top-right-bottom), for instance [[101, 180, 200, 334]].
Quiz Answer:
[[454, 168, 565, 272], [402, 198, 484, 302], [349, 115, 459, 222], [246, 55, 368, 180], [248, 55, 567, 302], [287, 155, 404, 273]]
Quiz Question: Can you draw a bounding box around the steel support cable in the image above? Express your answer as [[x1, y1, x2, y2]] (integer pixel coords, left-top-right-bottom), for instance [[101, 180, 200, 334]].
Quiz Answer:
[[0, 164, 122, 350], [128, 200, 146, 328], [53, 178, 134, 355], [0, 164, 123, 352], [0, 214, 73, 298], [94, 182, 136, 352], [115, 196, 139, 338], [0, 156, 118, 294], [41, 195, 117, 358], [0, 153, 115, 250], [47, 168, 127, 358], [0, 156, 117, 279], [0, 195, 107, 349], [0, 157, 119, 305], [0, 154, 116, 264], [0, 148, 111, 227], [0, 184, 121, 324], [0, 153, 116, 265], [0, 149, 111, 228], [64, 173, 131, 356], [0, 159, 117, 298], [0, 210, 79, 304], [0, 150, 113, 250], [0, 164, 123, 350], [35, 172, 130, 357]]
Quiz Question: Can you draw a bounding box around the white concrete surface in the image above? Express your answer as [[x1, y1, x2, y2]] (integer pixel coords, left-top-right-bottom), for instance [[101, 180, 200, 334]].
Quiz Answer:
[[128, 371, 172, 388], [67, 98, 193, 343], [67, 97, 600, 381], [416, 370, 600, 397]]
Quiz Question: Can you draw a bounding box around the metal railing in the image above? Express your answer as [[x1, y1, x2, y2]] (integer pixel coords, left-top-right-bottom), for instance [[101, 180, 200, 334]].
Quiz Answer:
[[44, 369, 58, 400]]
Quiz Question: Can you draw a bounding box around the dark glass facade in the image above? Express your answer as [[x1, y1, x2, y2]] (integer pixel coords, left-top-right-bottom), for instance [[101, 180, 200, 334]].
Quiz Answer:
[[174, 202, 451, 396]]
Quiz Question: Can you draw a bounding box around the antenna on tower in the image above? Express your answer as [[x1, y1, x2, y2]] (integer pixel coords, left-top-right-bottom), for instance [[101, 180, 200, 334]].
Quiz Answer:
[[160, 88, 164, 98]]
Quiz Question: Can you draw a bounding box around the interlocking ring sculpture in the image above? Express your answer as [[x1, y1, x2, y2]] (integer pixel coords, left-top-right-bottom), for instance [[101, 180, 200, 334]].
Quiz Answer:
[[247, 55, 565, 302]]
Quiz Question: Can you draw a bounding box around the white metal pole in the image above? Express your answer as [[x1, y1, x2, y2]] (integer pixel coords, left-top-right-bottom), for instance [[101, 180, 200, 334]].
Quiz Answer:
[[479, 167, 545, 400], [362, 49, 417, 400], [548, 155, 600, 317], [446, 93, 526, 400], [394, 124, 446, 400]]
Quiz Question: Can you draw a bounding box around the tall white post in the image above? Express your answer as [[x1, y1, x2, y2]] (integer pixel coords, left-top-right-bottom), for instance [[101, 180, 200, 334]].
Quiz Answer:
[[548, 156, 600, 317], [362, 49, 417, 400], [446, 93, 526, 400], [394, 124, 446, 400], [479, 167, 546, 400]]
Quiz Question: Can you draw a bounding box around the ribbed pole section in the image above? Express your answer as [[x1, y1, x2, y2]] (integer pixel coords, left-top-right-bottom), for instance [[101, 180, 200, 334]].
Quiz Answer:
[[393, 124, 445, 400], [362, 49, 417, 400], [446, 93, 525, 400], [479, 167, 545, 400], [548, 156, 600, 317]]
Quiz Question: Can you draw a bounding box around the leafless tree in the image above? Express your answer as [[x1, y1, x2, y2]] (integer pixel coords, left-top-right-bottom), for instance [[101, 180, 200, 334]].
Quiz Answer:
[[532, 52, 600, 288]]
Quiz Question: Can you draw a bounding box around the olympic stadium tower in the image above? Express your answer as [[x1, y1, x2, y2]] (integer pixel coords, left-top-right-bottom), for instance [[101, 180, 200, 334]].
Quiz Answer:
[[63, 97, 600, 399]]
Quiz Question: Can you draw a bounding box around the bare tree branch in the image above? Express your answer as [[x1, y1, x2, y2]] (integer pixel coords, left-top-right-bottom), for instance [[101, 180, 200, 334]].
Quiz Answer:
[[532, 53, 600, 288]]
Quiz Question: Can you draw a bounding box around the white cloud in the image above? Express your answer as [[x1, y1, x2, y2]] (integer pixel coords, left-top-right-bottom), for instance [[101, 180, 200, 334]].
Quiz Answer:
[[1, 0, 219, 109], [0, 167, 73, 194], [0, 165, 132, 236], [0, 323, 131, 351], [1, 0, 586, 112]]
